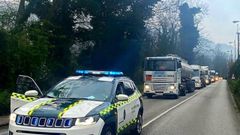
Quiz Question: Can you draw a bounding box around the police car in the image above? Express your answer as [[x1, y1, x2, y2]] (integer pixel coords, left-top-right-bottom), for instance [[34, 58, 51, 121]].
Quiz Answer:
[[9, 70, 143, 135]]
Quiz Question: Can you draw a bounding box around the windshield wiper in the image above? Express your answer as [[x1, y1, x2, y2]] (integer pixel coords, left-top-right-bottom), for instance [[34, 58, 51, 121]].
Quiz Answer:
[[45, 95, 55, 98]]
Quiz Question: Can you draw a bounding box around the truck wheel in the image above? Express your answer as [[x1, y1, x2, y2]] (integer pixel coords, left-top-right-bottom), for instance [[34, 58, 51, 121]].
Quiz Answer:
[[146, 94, 153, 98], [131, 113, 143, 135], [180, 89, 186, 96], [174, 94, 179, 99]]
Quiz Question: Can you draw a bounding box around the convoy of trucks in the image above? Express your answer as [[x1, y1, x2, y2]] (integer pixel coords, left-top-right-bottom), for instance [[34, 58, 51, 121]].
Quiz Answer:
[[143, 54, 220, 99], [143, 55, 195, 99]]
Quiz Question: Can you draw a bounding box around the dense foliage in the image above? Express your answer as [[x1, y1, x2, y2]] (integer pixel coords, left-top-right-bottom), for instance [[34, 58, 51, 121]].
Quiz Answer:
[[0, 0, 204, 114]]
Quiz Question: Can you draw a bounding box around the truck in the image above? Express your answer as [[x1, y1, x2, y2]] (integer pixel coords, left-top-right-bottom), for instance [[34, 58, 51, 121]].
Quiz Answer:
[[201, 66, 211, 85], [143, 55, 195, 99], [191, 65, 204, 89], [210, 70, 216, 83]]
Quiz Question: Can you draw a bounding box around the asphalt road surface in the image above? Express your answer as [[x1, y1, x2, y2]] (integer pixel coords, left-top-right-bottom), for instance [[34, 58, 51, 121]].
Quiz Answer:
[[0, 80, 239, 135], [142, 80, 240, 135]]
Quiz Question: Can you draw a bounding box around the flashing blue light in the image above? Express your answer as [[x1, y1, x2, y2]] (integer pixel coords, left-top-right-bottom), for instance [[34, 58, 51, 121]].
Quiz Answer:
[[104, 71, 123, 76], [76, 70, 90, 74], [76, 70, 123, 76]]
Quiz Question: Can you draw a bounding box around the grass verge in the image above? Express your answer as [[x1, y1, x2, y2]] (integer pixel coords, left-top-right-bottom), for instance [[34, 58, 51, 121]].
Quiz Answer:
[[228, 80, 240, 111]]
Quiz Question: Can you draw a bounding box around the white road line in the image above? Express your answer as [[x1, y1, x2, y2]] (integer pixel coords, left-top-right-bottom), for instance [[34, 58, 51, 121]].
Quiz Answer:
[[143, 91, 202, 128]]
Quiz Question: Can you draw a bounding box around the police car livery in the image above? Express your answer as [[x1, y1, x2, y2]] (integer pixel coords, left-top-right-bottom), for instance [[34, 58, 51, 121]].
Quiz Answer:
[[9, 71, 143, 135]]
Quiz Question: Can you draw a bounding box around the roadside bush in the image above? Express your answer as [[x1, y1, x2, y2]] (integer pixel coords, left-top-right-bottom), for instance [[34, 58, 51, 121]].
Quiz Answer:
[[228, 80, 240, 110], [0, 90, 10, 115]]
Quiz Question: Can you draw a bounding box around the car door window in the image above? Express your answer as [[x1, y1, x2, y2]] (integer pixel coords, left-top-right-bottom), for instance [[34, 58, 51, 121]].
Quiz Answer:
[[123, 81, 135, 96], [116, 82, 124, 95]]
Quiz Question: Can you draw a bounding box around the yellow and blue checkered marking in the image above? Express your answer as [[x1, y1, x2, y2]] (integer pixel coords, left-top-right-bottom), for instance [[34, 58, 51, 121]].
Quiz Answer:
[[58, 100, 83, 118], [28, 99, 55, 116], [11, 92, 37, 102], [100, 92, 141, 116]]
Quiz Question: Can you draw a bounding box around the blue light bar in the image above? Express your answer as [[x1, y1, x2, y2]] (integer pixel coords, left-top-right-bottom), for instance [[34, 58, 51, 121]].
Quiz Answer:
[[75, 70, 123, 76]]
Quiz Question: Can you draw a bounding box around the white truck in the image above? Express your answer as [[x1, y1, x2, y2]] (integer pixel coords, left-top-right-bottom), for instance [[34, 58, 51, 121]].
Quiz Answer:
[[201, 66, 211, 85], [210, 70, 216, 83], [143, 55, 195, 99], [191, 65, 203, 89]]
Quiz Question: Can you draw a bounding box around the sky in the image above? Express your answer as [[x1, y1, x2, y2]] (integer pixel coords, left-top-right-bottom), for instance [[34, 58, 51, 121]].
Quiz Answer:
[[201, 0, 240, 45], [2, 0, 240, 45]]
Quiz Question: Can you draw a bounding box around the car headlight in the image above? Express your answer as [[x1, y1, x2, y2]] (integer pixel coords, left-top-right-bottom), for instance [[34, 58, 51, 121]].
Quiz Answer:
[[144, 85, 150, 90], [75, 115, 100, 126], [205, 80, 209, 83], [10, 113, 16, 123]]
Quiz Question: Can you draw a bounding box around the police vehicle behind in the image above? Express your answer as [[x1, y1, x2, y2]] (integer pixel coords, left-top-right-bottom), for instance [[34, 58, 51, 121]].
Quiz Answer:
[[9, 70, 143, 135]]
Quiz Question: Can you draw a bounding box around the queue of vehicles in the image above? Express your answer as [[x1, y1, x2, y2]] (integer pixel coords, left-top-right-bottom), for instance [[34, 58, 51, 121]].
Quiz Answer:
[[143, 54, 221, 99], [8, 54, 221, 135]]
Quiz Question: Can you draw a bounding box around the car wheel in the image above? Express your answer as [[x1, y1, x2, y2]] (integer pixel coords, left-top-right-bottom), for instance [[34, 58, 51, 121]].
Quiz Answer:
[[101, 126, 114, 135], [132, 113, 143, 135]]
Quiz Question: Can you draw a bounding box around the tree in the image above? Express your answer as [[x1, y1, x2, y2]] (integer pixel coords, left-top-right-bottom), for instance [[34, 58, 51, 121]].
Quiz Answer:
[[145, 0, 181, 57], [179, 3, 201, 64]]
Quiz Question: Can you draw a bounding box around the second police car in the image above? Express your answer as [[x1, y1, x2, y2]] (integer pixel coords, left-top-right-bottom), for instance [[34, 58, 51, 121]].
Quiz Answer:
[[9, 70, 143, 135]]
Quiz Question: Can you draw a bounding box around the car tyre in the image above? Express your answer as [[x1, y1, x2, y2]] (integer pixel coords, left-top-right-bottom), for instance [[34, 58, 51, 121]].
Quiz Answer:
[[131, 113, 143, 135]]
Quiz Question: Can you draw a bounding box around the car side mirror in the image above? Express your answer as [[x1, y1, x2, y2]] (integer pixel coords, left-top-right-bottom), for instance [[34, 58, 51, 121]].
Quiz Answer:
[[116, 94, 129, 101], [25, 90, 38, 97]]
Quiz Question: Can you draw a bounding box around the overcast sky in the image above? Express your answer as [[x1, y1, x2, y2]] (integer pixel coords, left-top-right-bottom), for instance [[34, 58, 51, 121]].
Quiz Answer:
[[201, 0, 240, 45]]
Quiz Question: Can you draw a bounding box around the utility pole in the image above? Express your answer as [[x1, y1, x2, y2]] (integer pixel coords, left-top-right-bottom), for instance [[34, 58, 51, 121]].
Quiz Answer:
[[238, 32, 240, 59], [233, 21, 240, 60]]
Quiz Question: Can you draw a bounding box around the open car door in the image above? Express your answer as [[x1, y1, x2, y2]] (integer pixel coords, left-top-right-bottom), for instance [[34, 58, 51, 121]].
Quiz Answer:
[[10, 75, 43, 113]]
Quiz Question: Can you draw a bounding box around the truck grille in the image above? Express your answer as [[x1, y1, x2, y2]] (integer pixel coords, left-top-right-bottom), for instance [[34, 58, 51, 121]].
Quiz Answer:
[[16, 115, 74, 128], [153, 84, 168, 91]]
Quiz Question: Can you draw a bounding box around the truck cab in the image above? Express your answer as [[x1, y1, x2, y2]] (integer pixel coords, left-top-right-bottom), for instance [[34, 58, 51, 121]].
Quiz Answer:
[[191, 65, 203, 89], [201, 66, 211, 85], [143, 55, 194, 99]]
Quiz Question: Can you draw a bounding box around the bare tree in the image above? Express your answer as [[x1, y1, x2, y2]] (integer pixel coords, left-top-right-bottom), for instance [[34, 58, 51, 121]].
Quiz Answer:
[[0, 0, 19, 30]]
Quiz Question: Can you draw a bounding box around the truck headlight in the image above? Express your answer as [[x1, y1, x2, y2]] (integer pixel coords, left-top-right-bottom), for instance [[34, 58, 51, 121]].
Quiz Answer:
[[169, 85, 175, 90], [144, 85, 150, 90], [10, 113, 16, 123], [205, 80, 209, 84], [75, 115, 100, 126]]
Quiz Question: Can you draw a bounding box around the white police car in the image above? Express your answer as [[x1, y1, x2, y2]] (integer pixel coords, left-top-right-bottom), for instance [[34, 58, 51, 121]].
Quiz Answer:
[[9, 71, 143, 135]]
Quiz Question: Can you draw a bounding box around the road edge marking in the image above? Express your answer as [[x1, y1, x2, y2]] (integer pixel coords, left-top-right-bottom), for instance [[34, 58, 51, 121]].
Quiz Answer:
[[143, 91, 202, 128]]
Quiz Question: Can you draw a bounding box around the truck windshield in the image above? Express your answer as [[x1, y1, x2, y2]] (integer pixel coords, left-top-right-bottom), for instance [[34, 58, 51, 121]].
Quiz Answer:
[[145, 60, 176, 71], [193, 70, 200, 77], [46, 76, 113, 101]]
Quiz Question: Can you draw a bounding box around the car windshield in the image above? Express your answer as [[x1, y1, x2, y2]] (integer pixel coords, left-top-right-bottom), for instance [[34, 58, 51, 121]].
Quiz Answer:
[[46, 76, 114, 101], [145, 60, 176, 71]]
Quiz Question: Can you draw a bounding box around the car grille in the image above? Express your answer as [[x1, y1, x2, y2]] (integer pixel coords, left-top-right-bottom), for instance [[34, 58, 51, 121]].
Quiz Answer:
[[16, 115, 74, 128]]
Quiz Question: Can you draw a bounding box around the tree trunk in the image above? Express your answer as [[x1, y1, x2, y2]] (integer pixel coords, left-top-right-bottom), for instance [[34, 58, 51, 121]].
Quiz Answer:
[[16, 0, 25, 25]]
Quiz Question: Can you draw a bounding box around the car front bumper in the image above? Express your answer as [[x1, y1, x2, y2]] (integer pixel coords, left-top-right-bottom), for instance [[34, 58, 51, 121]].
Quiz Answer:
[[9, 118, 105, 135]]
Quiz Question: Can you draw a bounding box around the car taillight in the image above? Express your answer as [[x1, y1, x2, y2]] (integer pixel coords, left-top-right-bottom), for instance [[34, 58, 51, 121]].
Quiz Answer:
[[146, 75, 152, 81]]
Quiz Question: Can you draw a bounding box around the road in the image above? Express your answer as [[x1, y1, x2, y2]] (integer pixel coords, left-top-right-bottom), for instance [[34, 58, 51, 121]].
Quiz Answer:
[[142, 80, 240, 135], [1, 80, 239, 135]]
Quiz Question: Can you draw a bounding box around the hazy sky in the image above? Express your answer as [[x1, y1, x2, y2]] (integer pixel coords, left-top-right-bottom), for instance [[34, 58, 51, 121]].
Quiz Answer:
[[201, 0, 240, 44]]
